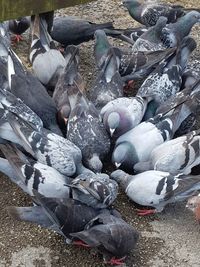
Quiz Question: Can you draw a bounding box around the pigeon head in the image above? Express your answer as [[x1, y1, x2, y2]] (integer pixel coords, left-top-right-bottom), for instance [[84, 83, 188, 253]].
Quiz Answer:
[[94, 29, 108, 44], [107, 112, 120, 136], [112, 142, 138, 171], [110, 169, 132, 189], [87, 154, 103, 173], [123, 0, 140, 9]]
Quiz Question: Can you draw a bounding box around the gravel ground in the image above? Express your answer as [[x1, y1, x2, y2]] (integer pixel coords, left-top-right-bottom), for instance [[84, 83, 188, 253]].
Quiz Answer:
[[1, 1, 200, 266]]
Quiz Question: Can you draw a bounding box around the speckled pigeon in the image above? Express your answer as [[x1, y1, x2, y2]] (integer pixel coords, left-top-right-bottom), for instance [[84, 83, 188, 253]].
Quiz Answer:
[[132, 16, 167, 52], [137, 36, 196, 118], [1, 109, 91, 177], [67, 87, 111, 173], [66, 172, 118, 209], [122, 0, 198, 27], [111, 169, 200, 215]]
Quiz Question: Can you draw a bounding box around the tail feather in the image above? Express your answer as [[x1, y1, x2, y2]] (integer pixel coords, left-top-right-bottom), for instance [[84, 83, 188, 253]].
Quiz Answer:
[[7, 206, 53, 228]]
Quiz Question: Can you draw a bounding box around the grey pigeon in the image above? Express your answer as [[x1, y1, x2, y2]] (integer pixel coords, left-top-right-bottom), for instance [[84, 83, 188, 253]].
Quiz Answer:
[[53, 45, 84, 132], [100, 96, 147, 138], [29, 14, 66, 88], [0, 143, 71, 199], [112, 106, 192, 171], [66, 172, 118, 209], [51, 16, 114, 46], [7, 192, 106, 244], [111, 169, 200, 215], [132, 16, 167, 52], [122, 0, 196, 27], [89, 47, 123, 110], [137, 36, 196, 117], [67, 87, 111, 173], [93, 29, 176, 80], [134, 129, 200, 175], [1, 109, 91, 177], [6, 47, 63, 135], [70, 213, 139, 264], [161, 11, 200, 47]]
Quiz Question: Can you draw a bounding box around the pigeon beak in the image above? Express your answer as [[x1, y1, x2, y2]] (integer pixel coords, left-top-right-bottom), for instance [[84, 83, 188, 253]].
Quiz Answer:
[[115, 162, 121, 168], [109, 128, 115, 137]]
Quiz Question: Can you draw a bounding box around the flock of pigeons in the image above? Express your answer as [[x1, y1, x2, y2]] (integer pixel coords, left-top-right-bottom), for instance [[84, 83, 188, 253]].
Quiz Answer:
[[1, 0, 200, 265]]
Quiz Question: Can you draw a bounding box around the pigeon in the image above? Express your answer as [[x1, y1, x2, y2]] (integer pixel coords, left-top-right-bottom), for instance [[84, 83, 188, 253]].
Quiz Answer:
[[29, 14, 66, 88], [112, 106, 192, 171], [0, 143, 71, 198], [51, 16, 114, 46], [7, 191, 107, 243], [89, 47, 123, 110], [8, 17, 30, 42], [161, 11, 200, 48], [111, 169, 200, 215], [67, 87, 111, 173], [93, 29, 176, 80], [134, 129, 200, 175], [186, 193, 200, 222], [122, 0, 197, 27], [6, 47, 63, 135], [132, 16, 167, 52], [137, 36, 196, 116], [53, 45, 84, 132], [0, 88, 43, 131], [1, 109, 91, 177], [66, 172, 118, 209], [70, 213, 139, 265], [100, 96, 147, 138]]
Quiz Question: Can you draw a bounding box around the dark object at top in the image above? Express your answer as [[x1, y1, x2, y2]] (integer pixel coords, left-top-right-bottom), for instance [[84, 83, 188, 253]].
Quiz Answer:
[[9, 17, 30, 35], [0, 0, 93, 21]]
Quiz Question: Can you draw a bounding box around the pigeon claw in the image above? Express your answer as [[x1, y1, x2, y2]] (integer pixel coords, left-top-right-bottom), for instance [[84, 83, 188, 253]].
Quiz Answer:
[[73, 240, 90, 248], [12, 34, 23, 43], [136, 208, 156, 216], [123, 80, 135, 93], [106, 256, 126, 265]]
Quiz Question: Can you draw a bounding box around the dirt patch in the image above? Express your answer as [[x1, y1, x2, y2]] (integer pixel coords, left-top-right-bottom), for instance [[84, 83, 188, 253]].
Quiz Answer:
[[1, 0, 200, 266]]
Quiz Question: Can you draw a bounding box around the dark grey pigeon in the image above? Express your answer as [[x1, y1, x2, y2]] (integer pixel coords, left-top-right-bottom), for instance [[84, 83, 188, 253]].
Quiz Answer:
[[51, 16, 114, 46], [1, 109, 91, 177], [100, 96, 147, 138], [89, 47, 123, 110], [70, 213, 139, 265], [111, 169, 200, 215], [53, 45, 84, 133], [112, 105, 193, 172], [122, 0, 197, 27], [134, 129, 200, 175], [67, 87, 111, 173], [6, 48, 63, 136], [66, 172, 118, 208], [9, 17, 30, 42], [7, 192, 106, 244], [0, 143, 71, 199], [29, 14, 66, 88]]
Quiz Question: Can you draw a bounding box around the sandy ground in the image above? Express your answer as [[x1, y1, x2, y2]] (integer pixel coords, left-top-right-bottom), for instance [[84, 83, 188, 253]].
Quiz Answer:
[[1, 0, 200, 266]]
